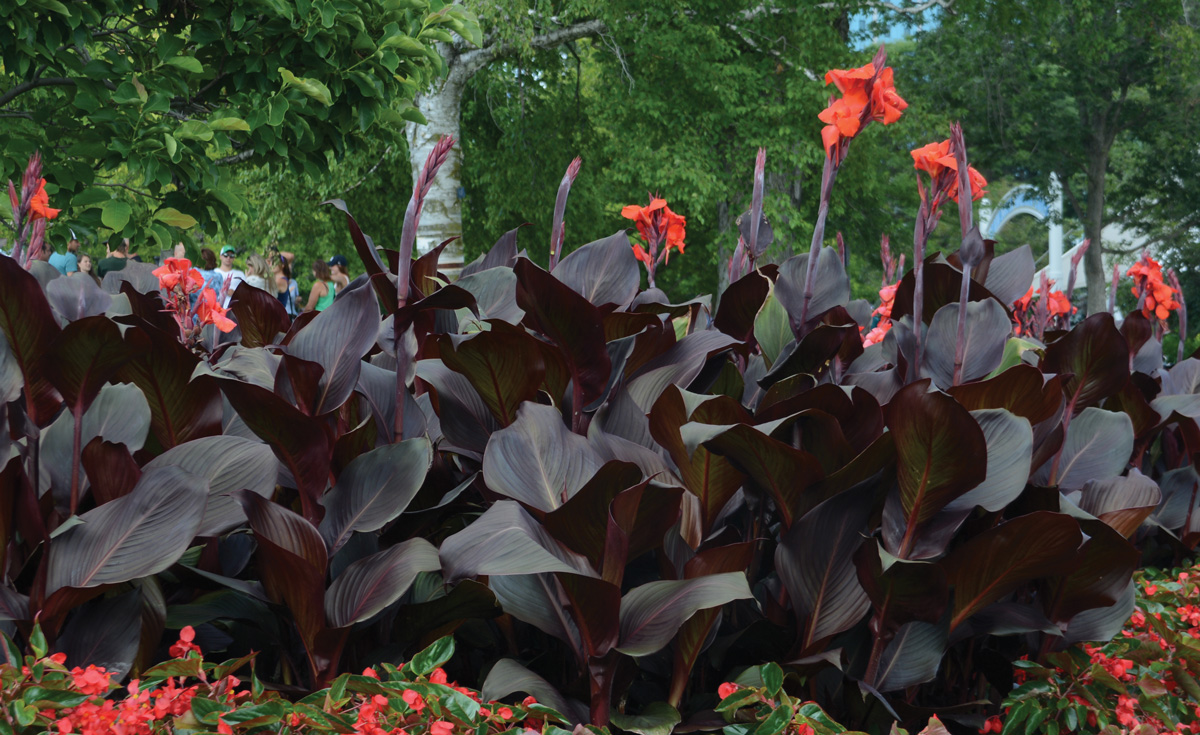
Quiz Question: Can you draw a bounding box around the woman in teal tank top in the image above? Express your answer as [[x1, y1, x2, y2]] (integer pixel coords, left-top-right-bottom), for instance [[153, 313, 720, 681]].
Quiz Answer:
[[302, 260, 338, 313]]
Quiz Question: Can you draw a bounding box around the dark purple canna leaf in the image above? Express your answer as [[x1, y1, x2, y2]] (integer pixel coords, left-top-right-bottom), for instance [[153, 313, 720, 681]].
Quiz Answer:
[[947, 365, 1064, 425], [1060, 580, 1136, 646], [1040, 518, 1139, 625], [440, 501, 597, 582], [480, 659, 588, 725], [1032, 407, 1132, 489], [1076, 469, 1161, 538], [714, 269, 773, 343], [626, 330, 741, 411], [982, 245, 1035, 307], [774, 249, 850, 334], [942, 409, 1032, 514], [410, 237, 456, 299], [648, 387, 747, 534], [44, 275, 112, 324], [234, 490, 329, 662], [45, 316, 131, 416], [287, 284, 380, 416], [229, 281, 291, 349], [871, 619, 947, 691], [544, 461, 645, 570], [920, 301, 1011, 389], [416, 359, 498, 457], [141, 435, 283, 537], [460, 226, 525, 279], [273, 353, 326, 416], [552, 231, 641, 310], [940, 511, 1080, 631], [616, 572, 754, 657], [0, 252, 63, 425], [324, 538, 441, 628], [46, 465, 208, 595], [454, 269, 524, 325], [211, 377, 331, 523], [514, 258, 611, 425], [53, 589, 141, 678], [80, 439, 141, 506], [1042, 312, 1130, 413], [882, 380, 987, 559], [489, 574, 583, 657], [319, 438, 433, 554], [855, 542, 948, 639], [439, 326, 546, 426], [119, 324, 222, 449], [683, 417, 824, 529], [557, 572, 621, 657], [890, 258, 998, 325], [481, 402, 603, 513], [777, 481, 877, 653]]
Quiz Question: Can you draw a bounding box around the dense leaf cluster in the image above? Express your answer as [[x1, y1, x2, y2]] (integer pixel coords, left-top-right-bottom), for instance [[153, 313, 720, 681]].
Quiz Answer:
[[2, 154, 1199, 733], [0, 0, 478, 251]]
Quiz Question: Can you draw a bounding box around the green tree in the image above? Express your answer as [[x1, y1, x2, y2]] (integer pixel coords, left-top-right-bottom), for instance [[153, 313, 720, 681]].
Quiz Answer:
[[0, 0, 478, 256], [899, 0, 1200, 314]]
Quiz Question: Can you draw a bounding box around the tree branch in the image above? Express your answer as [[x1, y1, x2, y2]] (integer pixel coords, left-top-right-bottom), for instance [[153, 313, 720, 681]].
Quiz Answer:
[[214, 149, 257, 166], [457, 18, 608, 81], [0, 77, 76, 107], [94, 182, 161, 201]]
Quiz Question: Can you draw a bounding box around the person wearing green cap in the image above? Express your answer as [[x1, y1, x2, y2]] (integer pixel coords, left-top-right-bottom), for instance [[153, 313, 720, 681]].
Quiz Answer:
[[215, 245, 246, 307]]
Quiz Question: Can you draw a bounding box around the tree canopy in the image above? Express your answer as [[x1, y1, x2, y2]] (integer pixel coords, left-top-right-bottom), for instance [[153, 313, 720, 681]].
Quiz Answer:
[[897, 0, 1200, 313], [0, 0, 478, 255]]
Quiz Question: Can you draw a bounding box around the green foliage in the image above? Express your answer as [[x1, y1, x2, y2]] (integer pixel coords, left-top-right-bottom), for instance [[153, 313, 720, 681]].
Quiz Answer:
[[0, 0, 478, 256]]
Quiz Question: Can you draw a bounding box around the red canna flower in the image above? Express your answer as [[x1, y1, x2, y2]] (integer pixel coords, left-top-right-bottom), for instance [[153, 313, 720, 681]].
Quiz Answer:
[[153, 257, 205, 294], [911, 139, 987, 203], [818, 50, 906, 164], [29, 178, 60, 221], [621, 195, 687, 287], [195, 287, 236, 333], [1128, 253, 1181, 326]]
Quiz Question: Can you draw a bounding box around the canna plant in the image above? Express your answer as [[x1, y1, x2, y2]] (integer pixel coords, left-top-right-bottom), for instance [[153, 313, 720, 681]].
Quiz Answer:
[[0, 46, 1198, 735]]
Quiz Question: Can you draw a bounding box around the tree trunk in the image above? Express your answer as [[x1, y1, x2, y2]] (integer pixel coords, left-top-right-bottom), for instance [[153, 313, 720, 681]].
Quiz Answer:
[[1083, 147, 1109, 315], [406, 43, 468, 276]]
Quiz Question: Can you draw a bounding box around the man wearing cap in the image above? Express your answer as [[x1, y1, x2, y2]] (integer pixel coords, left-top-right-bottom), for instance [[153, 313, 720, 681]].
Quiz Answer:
[[215, 245, 246, 307], [49, 236, 81, 276], [328, 254, 350, 295]]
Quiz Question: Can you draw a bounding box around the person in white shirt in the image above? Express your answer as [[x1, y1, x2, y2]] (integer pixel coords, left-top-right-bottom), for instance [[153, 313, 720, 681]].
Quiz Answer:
[[215, 245, 246, 306]]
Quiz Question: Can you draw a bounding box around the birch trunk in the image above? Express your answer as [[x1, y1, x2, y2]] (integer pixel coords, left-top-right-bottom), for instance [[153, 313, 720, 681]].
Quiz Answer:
[[406, 43, 468, 277]]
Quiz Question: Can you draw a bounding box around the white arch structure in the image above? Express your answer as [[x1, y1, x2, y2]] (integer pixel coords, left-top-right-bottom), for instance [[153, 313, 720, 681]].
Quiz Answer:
[[978, 174, 1090, 290]]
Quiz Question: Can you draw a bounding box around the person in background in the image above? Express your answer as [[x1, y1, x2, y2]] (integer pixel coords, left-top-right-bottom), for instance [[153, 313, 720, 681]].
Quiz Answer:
[[173, 242, 186, 260], [273, 254, 299, 317], [49, 236, 80, 275], [215, 245, 246, 307], [197, 247, 222, 290], [96, 238, 130, 279], [77, 253, 101, 286], [328, 254, 350, 294], [301, 259, 337, 313], [244, 253, 270, 290]]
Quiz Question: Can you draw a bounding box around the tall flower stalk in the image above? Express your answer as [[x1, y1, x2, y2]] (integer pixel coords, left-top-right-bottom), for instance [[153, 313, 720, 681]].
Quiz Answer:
[[549, 157, 582, 270], [798, 46, 907, 329], [7, 151, 60, 268], [909, 130, 987, 376], [395, 135, 455, 442]]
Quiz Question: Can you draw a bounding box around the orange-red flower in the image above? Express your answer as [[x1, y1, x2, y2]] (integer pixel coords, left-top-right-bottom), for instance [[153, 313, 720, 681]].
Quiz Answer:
[[29, 178, 60, 221], [819, 55, 906, 162], [1128, 255, 1180, 322], [911, 139, 987, 202], [195, 287, 236, 333], [621, 196, 686, 285], [153, 258, 205, 294]]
